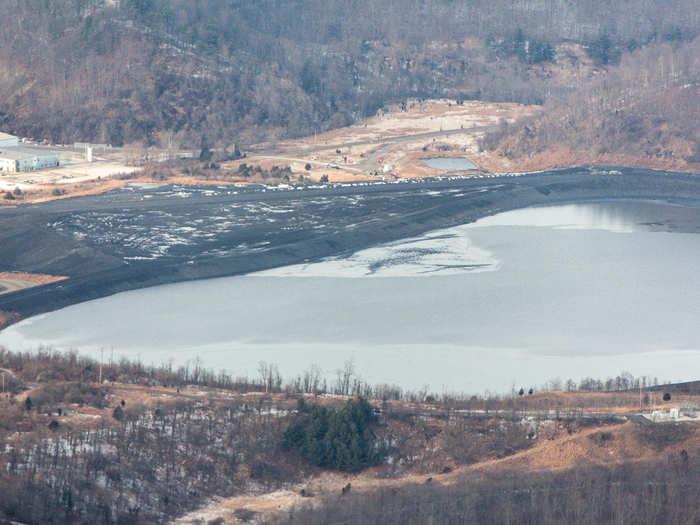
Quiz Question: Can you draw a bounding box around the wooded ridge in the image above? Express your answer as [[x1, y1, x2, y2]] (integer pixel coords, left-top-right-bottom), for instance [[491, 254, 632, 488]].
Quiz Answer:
[[1, 0, 697, 155]]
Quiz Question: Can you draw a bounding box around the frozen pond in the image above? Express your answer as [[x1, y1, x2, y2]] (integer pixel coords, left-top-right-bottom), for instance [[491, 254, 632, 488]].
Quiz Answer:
[[1, 201, 698, 393], [421, 157, 476, 171]]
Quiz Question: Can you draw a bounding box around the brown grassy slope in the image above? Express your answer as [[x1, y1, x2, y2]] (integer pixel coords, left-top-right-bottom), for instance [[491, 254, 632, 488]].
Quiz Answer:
[[173, 420, 699, 525], [475, 421, 698, 473]]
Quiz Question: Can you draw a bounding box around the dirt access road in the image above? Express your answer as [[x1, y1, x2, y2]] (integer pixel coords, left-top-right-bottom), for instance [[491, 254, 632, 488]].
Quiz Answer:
[[249, 124, 497, 178], [234, 100, 539, 181], [253, 124, 497, 157]]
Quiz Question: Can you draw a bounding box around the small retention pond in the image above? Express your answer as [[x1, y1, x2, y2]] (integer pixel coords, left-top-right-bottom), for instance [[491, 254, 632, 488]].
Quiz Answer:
[[421, 157, 476, 171]]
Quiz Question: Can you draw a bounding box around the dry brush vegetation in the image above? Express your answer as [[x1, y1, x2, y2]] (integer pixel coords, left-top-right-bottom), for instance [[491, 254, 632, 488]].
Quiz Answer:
[[1, 0, 697, 153], [480, 37, 700, 172], [0, 348, 697, 524]]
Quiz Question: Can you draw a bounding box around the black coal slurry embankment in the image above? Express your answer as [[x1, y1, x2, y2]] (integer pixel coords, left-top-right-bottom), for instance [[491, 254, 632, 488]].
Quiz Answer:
[[0, 167, 698, 324]]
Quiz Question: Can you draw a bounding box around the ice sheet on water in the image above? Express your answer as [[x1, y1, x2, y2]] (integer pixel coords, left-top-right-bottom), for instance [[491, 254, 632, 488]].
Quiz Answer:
[[255, 225, 499, 278]]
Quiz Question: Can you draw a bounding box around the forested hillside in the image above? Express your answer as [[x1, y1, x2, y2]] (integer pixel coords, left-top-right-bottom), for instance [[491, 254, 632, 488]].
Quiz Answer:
[[0, 0, 697, 149], [481, 37, 700, 170]]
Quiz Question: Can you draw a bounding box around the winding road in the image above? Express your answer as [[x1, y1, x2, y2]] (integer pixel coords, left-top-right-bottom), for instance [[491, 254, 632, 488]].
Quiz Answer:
[[250, 124, 496, 174]]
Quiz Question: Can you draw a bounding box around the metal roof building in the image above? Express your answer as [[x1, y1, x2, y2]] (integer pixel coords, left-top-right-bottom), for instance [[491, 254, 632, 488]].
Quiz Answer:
[[0, 132, 19, 148], [0, 147, 60, 173]]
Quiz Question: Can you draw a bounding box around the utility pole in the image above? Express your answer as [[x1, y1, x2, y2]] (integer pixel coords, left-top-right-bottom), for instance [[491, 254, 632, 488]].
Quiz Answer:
[[99, 348, 103, 384]]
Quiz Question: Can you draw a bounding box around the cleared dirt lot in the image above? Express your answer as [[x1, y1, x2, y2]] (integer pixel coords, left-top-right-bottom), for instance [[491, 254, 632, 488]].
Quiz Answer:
[[0, 272, 67, 295], [0, 278, 34, 294], [0, 160, 140, 194], [241, 99, 540, 182]]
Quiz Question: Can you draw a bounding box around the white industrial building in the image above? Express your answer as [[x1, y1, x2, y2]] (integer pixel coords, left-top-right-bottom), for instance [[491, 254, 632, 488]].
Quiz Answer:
[[0, 147, 60, 173], [0, 132, 19, 148], [0, 131, 60, 173]]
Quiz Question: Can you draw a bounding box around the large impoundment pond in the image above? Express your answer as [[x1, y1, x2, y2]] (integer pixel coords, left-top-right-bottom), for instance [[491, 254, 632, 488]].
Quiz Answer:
[[1, 200, 698, 393]]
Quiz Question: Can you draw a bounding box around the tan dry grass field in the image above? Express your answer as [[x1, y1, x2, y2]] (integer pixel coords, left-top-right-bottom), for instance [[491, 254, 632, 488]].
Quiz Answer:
[[0, 366, 696, 525], [0, 272, 67, 295], [171, 419, 699, 525]]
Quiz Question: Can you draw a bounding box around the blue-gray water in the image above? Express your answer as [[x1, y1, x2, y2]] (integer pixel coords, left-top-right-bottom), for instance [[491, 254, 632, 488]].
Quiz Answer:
[[1, 201, 698, 393], [421, 157, 476, 171]]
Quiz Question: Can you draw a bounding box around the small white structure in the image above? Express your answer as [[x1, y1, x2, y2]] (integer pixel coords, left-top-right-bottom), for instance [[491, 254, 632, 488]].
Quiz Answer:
[[682, 406, 698, 418], [644, 406, 698, 423], [75, 142, 109, 153], [0, 148, 60, 173], [0, 132, 19, 148], [86, 146, 94, 163]]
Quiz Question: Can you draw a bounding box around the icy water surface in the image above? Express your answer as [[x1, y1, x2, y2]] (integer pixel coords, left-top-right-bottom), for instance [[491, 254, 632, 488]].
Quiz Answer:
[[1, 201, 698, 393]]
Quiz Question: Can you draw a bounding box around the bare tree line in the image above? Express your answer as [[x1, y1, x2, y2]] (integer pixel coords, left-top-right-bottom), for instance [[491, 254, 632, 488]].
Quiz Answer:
[[0, 347, 686, 410]]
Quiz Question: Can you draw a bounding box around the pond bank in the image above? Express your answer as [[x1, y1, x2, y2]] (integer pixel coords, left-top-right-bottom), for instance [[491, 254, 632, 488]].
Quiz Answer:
[[0, 167, 698, 328]]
